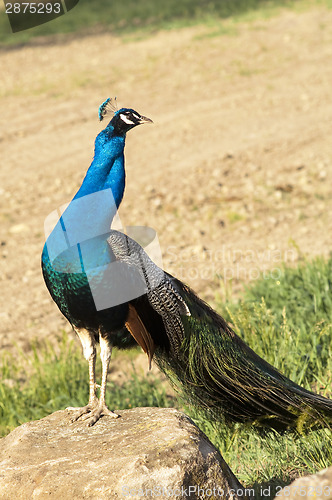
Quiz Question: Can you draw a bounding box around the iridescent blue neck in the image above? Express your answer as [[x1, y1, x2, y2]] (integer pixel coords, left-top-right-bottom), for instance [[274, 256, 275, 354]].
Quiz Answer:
[[74, 131, 126, 205], [66, 128, 126, 231], [43, 126, 127, 270]]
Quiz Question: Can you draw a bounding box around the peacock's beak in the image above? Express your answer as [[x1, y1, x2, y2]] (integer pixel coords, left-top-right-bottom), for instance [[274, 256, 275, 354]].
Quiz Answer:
[[139, 115, 153, 124]]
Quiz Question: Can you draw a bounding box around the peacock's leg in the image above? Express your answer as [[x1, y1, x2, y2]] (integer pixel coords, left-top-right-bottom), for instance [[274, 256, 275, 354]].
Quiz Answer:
[[81, 334, 119, 426], [67, 328, 99, 421]]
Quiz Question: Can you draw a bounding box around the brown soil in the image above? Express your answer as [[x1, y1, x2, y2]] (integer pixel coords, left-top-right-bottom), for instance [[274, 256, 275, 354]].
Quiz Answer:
[[1, 6, 331, 356]]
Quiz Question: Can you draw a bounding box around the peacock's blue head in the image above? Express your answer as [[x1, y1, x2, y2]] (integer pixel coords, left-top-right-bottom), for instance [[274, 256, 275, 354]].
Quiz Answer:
[[111, 108, 153, 135], [98, 98, 153, 136]]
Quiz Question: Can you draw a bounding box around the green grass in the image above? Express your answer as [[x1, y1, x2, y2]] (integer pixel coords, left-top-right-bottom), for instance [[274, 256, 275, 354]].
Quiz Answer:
[[211, 255, 332, 492], [1, 0, 328, 47], [1, 255, 331, 494], [219, 255, 332, 392], [0, 337, 174, 437]]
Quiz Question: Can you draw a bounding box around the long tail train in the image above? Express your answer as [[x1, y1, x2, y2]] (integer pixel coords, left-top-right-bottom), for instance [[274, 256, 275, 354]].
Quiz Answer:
[[108, 230, 332, 432]]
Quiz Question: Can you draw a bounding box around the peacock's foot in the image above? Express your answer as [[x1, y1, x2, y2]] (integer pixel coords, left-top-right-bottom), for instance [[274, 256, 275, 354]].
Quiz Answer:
[[66, 399, 99, 423], [80, 403, 119, 427], [66, 401, 119, 426]]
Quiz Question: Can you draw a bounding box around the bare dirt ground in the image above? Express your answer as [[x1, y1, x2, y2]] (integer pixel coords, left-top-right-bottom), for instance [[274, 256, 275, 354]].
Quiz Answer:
[[0, 5, 331, 357]]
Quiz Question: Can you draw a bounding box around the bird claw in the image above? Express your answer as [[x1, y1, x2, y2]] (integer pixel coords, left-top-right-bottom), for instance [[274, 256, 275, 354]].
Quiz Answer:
[[66, 402, 98, 423], [66, 403, 119, 426], [84, 404, 119, 427]]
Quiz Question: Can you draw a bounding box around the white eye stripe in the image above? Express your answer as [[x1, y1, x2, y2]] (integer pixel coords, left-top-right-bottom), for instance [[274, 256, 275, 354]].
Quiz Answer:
[[120, 113, 135, 125], [132, 113, 140, 120]]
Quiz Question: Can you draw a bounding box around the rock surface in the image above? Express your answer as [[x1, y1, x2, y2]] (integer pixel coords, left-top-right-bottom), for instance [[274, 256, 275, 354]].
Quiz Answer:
[[275, 467, 332, 499], [0, 407, 246, 499]]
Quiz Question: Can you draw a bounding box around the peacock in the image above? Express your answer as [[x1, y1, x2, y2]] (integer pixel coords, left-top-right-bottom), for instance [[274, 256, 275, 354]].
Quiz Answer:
[[42, 98, 152, 425], [42, 99, 332, 430]]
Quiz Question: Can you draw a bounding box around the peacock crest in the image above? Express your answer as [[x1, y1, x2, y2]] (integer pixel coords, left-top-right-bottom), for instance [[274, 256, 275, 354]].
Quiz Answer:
[[98, 97, 118, 121]]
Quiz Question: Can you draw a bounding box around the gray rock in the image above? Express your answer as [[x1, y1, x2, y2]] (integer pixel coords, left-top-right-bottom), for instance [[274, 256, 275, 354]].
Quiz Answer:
[[274, 467, 332, 499], [0, 407, 247, 499]]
